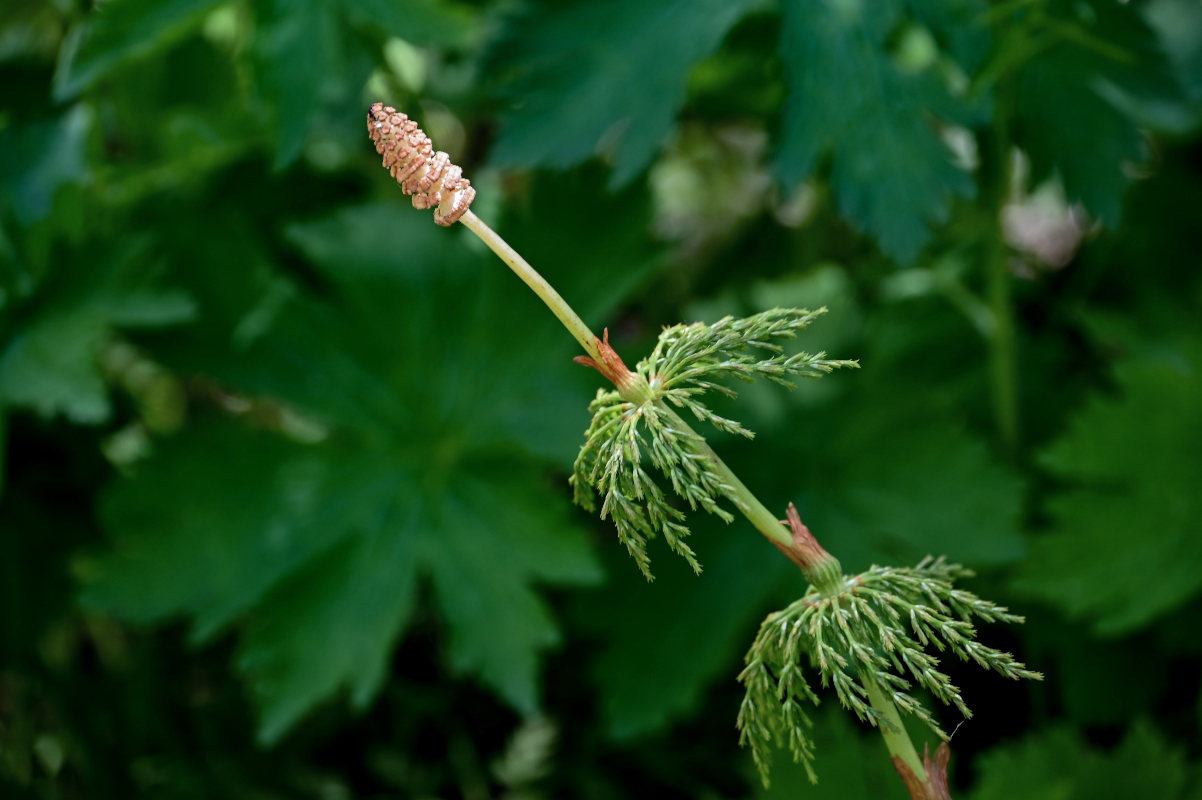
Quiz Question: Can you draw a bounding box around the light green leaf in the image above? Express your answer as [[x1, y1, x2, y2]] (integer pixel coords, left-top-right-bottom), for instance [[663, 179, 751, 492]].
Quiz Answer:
[[906, 0, 992, 73], [489, 0, 758, 186], [53, 0, 226, 100], [1143, 0, 1202, 132], [1015, 342, 1202, 634], [0, 312, 109, 423], [776, 0, 976, 261]]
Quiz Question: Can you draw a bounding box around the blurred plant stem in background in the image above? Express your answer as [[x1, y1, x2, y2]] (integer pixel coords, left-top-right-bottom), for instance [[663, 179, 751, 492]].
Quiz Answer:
[[984, 75, 1021, 463]]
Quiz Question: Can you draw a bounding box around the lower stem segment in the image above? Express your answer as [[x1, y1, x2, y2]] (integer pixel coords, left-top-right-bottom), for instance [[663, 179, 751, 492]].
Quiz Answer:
[[657, 401, 843, 588], [863, 677, 927, 787]]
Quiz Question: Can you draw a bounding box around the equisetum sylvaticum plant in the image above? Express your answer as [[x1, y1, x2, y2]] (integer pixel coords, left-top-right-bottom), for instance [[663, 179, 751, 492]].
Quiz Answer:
[[367, 103, 1041, 800]]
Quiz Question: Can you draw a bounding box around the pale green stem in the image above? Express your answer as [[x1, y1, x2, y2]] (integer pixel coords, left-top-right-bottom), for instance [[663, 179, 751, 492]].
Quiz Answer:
[[460, 210, 602, 363], [661, 403, 792, 550], [863, 676, 927, 787]]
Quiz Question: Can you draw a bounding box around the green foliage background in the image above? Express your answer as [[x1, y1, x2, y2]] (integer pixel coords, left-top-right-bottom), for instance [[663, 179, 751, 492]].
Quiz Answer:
[[2, 0, 1201, 796]]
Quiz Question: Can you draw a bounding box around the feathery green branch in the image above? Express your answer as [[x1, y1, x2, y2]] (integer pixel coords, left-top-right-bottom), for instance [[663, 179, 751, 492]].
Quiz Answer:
[[738, 557, 1041, 786], [570, 309, 856, 578]]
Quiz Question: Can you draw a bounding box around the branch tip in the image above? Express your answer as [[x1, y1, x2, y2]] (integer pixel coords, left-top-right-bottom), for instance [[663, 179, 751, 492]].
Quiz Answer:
[[773, 502, 833, 572]]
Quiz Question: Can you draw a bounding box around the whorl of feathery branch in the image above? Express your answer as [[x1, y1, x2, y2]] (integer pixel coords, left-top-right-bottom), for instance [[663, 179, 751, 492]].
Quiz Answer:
[[366, 102, 475, 226]]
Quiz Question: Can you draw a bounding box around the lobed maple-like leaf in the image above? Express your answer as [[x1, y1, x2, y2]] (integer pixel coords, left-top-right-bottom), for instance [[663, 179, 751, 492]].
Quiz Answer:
[[84, 186, 658, 741], [1015, 340, 1202, 635], [488, 0, 759, 186], [1015, 0, 1182, 226], [775, 0, 979, 262]]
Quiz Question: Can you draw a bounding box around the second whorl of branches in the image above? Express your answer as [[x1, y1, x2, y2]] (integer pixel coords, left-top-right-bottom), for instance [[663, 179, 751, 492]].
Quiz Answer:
[[367, 102, 475, 226]]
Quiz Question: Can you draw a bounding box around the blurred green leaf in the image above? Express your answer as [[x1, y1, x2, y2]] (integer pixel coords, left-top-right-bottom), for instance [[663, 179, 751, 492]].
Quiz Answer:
[[581, 524, 790, 738], [1015, 340, 1202, 635], [970, 723, 1193, 800], [489, 0, 758, 186], [0, 104, 92, 227], [1017, 0, 1182, 224], [424, 474, 602, 715], [1030, 623, 1161, 727], [237, 522, 421, 746], [254, 0, 373, 168], [0, 310, 110, 423], [86, 426, 356, 638], [340, 0, 479, 47], [0, 246, 194, 423], [90, 410, 601, 743], [776, 0, 977, 261], [53, 0, 226, 100], [812, 422, 1026, 568], [907, 0, 992, 73], [1143, 0, 1202, 132]]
